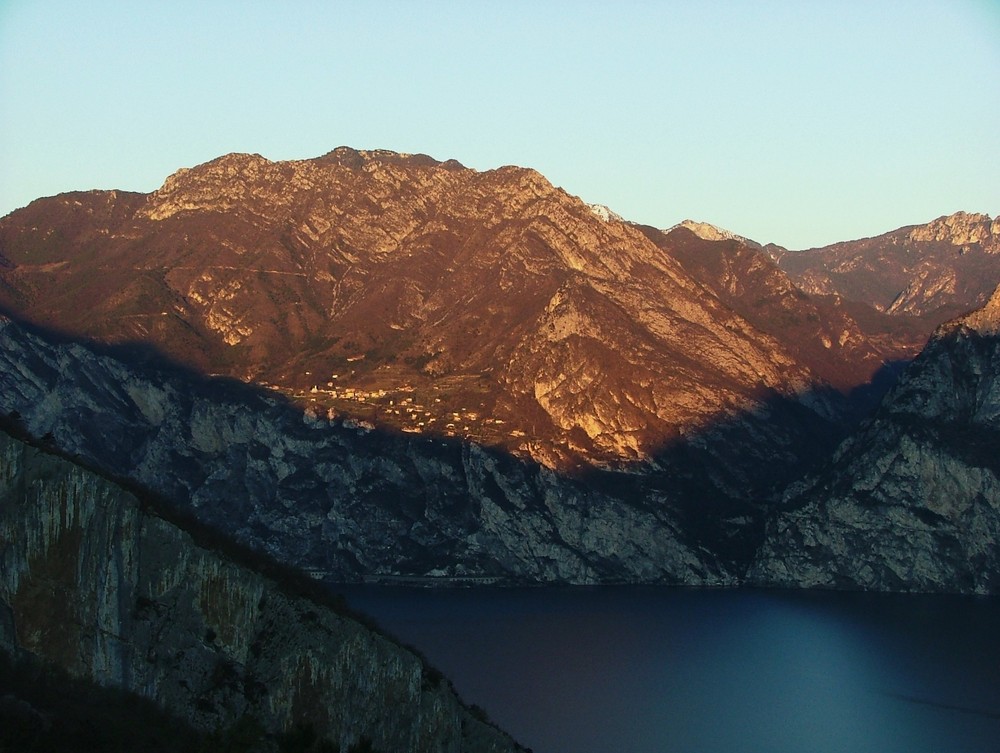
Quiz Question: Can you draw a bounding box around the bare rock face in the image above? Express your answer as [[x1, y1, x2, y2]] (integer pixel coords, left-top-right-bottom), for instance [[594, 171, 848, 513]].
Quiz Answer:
[[642, 225, 921, 396], [662, 219, 761, 248], [954, 282, 1000, 336], [774, 211, 1000, 319], [0, 148, 919, 480], [0, 431, 524, 751], [748, 286, 1000, 593], [906, 211, 1000, 251]]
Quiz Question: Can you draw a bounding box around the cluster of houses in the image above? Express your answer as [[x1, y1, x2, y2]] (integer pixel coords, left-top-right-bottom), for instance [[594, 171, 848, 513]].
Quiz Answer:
[[294, 377, 510, 438]]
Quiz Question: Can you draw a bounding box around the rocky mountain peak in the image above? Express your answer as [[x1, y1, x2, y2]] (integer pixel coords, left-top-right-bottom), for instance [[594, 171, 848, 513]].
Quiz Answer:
[[587, 203, 625, 223], [140, 152, 278, 220], [139, 148, 474, 222], [906, 211, 998, 252], [663, 219, 761, 248], [949, 283, 1000, 336], [775, 211, 1000, 319], [317, 146, 466, 171]]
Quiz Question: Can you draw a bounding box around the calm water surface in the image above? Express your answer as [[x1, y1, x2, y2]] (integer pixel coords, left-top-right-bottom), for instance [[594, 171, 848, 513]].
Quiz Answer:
[[336, 586, 1000, 753]]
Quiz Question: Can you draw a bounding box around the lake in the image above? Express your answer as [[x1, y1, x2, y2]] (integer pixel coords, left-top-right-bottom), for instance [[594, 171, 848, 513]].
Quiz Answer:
[[335, 585, 1000, 753]]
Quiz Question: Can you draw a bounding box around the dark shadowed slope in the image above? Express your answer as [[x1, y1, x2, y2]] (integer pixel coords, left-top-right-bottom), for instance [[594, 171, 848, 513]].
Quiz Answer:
[[0, 428, 525, 751], [750, 285, 1000, 593]]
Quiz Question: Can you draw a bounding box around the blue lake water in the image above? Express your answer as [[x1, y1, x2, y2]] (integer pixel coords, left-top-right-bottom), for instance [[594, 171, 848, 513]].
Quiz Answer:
[[336, 586, 1000, 753]]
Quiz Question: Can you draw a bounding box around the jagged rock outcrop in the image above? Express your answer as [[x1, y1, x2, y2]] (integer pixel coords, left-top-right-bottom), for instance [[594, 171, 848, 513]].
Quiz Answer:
[[748, 286, 1000, 593], [0, 316, 733, 585], [772, 211, 999, 319], [587, 203, 624, 223], [906, 211, 1000, 250], [0, 430, 524, 751]]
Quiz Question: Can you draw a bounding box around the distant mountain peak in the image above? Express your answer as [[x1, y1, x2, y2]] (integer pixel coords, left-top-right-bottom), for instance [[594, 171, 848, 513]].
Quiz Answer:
[[952, 283, 1000, 335], [317, 146, 466, 171], [663, 219, 760, 248], [775, 211, 1000, 319], [907, 211, 998, 252], [587, 203, 625, 223]]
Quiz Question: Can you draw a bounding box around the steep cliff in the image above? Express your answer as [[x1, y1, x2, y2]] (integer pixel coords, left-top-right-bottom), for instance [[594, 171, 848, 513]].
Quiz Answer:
[[749, 286, 1000, 593], [0, 315, 734, 585], [0, 430, 523, 751]]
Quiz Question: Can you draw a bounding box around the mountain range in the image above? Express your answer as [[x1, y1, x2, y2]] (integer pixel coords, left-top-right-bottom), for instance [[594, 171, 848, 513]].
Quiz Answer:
[[0, 147, 996, 586], [1, 146, 998, 747], [4, 148, 978, 473]]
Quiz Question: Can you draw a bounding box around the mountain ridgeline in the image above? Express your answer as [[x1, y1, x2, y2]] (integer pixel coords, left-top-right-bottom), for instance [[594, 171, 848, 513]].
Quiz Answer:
[[0, 147, 951, 475], [769, 211, 1000, 321], [0, 148, 997, 592], [0, 429, 524, 752], [1, 147, 998, 745]]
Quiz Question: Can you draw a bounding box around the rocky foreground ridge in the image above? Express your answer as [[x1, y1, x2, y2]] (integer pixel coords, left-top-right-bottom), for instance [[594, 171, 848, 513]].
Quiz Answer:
[[750, 285, 1000, 593], [0, 429, 523, 751]]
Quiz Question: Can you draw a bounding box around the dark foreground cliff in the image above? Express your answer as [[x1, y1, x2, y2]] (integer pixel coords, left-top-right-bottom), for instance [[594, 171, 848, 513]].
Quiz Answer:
[[749, 286, 1000, 593], [0, 431, 524, 752]]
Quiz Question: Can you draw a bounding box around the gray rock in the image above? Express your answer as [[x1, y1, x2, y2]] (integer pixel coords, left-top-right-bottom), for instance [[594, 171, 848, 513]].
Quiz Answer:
[[0, 316, 731, 586], [749, 287, 1000, 593], [0, 431, 523, 751]]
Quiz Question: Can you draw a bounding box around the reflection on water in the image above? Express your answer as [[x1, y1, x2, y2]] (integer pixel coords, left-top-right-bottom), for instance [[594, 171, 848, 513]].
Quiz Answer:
[[336, 586, 1000, 753]]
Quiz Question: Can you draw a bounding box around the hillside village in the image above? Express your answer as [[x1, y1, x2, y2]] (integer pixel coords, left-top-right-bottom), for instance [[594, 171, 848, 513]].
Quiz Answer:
[[261, 374, 523, 446]]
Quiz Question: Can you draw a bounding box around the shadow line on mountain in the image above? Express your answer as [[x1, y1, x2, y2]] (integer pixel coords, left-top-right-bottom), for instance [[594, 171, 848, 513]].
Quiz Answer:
[[0, 309, 909, 581]]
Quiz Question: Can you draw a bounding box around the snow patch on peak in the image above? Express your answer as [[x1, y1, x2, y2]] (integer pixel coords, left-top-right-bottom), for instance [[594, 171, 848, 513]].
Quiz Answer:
[[664, 220, 760, 248], [588, 204, 625, 223]]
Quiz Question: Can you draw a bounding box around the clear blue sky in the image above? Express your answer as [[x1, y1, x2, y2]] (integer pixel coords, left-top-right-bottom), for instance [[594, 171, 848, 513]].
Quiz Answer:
[[1, 0, 997, 249]]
